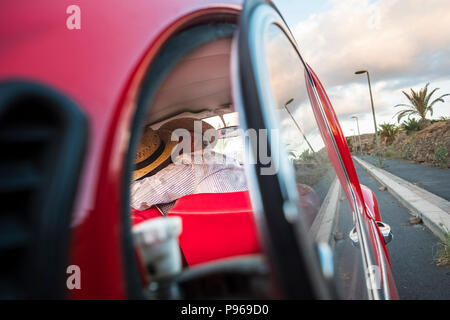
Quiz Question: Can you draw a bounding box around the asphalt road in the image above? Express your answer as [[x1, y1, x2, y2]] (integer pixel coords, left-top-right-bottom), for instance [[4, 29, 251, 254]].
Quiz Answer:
[[354, 161, 450, 300], [359, 155, 450, 201]]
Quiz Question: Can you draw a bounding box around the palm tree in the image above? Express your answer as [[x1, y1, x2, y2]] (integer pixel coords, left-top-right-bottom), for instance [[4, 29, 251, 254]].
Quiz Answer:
[[393, 83, 450, 123]]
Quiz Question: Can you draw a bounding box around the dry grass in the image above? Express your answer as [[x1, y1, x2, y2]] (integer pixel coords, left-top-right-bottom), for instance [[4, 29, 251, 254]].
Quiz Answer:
[[434, 232, 450, 267]]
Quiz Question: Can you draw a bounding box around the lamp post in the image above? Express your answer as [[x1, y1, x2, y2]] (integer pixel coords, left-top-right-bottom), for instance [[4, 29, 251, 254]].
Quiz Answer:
[[350, 129, 356, 153], [284, 98, 315, 153], [355, 69, 382, 166], [351, 115, 362, 154]]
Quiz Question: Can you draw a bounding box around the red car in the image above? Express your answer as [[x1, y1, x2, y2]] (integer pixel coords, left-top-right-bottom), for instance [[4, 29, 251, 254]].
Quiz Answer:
[[0, 0, 398, 299]]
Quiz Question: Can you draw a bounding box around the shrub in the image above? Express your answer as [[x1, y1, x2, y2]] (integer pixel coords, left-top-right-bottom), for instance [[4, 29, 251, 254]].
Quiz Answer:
[[434, 144, 448, 166], [298, 149, 315, 163], [378, 123, 400, 144], [431, 116, 450, 123], [434, 232, 450, 267], [294, 149, 331, 186], [401, 118, 420, 133], [345, 137, 353, 150], [403, 135, 417, 160], [384, 146, 400, 159], [371, 153, 384, 167]]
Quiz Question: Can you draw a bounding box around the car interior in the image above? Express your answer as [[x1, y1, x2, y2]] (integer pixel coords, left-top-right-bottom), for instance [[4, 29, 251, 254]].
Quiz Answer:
[[126, 23, 272, 299], [126, 17, 369, 300]]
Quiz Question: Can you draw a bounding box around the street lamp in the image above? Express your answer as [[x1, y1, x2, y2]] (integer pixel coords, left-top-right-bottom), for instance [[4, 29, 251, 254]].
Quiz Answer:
[[351, 115, 362, 154], [284, 98, 315, 153], [350, 129, 356, 153], [355, 69, 382, 166]]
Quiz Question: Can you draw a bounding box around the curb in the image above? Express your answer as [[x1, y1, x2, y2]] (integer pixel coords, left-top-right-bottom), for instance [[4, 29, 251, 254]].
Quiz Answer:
[[309, 178, 341, 247], [354, 156, 450, 241]]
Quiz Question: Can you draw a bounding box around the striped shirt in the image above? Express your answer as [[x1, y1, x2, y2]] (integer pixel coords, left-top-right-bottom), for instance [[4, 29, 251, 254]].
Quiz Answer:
[[131, 151, 247, 211]]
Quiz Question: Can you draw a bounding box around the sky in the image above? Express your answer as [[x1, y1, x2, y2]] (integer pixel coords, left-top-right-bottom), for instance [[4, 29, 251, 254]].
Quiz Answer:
[[272, 0, 450, 136]]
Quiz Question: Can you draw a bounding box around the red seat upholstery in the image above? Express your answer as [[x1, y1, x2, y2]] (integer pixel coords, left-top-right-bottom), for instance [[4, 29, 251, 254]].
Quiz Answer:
[[167, 191, 261, 266], [131, 207, 162, 226], [131, 191, 261, 266]]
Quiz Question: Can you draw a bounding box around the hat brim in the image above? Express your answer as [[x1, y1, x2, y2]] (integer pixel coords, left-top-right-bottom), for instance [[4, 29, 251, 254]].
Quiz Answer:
[[133, 139, 178, 181], [133, 118, 216, 181]]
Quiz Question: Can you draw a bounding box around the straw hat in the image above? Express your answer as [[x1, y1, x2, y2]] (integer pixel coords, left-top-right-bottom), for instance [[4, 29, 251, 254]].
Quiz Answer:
[[133, 126, 178, 181], [133, 118, 215, 181]]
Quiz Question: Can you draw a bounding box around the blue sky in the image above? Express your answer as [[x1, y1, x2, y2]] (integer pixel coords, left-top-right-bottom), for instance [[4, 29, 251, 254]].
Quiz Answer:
[[272, 0, 450, 136]]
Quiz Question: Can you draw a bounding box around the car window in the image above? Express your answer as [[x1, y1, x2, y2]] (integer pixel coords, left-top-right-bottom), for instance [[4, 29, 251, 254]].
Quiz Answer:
[[262, 23, 369, 299], [204, 113, 244, 163]]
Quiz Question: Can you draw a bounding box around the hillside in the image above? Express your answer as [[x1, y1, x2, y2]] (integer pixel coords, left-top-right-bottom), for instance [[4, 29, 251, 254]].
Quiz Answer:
[[347, 120, 450, 168]]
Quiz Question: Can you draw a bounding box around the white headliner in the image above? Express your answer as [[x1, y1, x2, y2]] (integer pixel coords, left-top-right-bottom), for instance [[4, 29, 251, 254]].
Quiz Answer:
[[146, 38, 234, 128]]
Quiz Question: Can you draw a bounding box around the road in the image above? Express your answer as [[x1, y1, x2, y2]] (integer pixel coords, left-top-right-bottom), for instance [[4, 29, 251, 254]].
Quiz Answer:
[[359, 155, 450, 201], [353, 161, 450, 299]]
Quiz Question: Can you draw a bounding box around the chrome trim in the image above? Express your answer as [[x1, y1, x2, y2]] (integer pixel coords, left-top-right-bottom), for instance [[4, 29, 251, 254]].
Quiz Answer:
[[365, 205, 393, 299], [365, 202, 375, 219], [369, 219, 391, 299], [349, 204, 392, 298]]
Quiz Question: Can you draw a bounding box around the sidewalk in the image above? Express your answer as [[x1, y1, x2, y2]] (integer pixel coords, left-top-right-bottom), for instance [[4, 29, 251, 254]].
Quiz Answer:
[[353, 161, 450, 299], [354, 156, 450, 240], [359, 155, 450, 201]]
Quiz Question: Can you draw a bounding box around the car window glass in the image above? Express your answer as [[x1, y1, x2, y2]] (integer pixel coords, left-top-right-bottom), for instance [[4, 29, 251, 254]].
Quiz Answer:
[[204, 113, 244, 163], [263, 23, 369, 299]]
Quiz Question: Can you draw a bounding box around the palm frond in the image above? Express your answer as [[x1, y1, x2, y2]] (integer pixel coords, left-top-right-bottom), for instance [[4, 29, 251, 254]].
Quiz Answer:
[[411, 88, 420, 104], [420, 83, 430, 101], [394, 103, 414, 108], [394, 109, 415, 122], [428, 95, 450, 117], [424, 87, 440, 106], [402, 90, 414, 103], [428, 94, 450, 108]]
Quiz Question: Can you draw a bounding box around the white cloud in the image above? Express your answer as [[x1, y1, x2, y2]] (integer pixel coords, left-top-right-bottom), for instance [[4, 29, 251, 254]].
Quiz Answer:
[[294, 0, 450, 86], [290, 0, 450, 135]]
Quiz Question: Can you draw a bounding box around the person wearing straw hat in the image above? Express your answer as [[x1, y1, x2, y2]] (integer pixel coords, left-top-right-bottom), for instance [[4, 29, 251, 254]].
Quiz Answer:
[[131, 118, 247, 214], [132, 126, 179, 182]]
